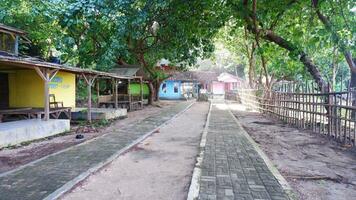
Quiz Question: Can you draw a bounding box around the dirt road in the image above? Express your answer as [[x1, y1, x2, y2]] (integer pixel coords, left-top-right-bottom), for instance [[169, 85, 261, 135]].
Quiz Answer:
[[61, 102, 209, 200], [229, 103, 356, 200]]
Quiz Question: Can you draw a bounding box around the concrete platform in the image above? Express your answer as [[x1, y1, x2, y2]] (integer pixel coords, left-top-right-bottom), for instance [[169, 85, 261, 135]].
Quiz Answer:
[[0, 119, 70, 148], [71, 108, 127, 121]]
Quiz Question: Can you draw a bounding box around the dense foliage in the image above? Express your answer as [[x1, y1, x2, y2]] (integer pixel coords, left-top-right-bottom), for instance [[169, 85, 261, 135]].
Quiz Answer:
[[0, 0, 354, 92]]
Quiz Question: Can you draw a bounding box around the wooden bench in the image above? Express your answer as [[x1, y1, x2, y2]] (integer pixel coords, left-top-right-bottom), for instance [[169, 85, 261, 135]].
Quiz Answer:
[[98, 94, 143, 111], [49, 94, 64, 108], [0, 107, 71, 122]]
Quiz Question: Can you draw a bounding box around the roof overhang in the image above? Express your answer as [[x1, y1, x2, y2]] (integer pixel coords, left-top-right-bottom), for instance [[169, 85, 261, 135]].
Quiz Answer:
[[0, 55, 141, 80]]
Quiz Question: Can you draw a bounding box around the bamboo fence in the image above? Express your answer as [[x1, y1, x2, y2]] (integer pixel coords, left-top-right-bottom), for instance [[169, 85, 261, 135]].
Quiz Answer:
[[238, 82, 356, 147]]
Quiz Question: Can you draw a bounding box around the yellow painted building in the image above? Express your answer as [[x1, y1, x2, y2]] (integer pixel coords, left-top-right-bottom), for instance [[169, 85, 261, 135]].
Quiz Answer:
[[6, 69, 76, 108]]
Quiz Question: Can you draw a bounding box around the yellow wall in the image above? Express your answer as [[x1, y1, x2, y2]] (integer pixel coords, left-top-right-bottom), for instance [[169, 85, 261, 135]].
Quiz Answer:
[[9, 70, 44, 107], [49, 71, 76, 108], [8, 70, 76, 108]]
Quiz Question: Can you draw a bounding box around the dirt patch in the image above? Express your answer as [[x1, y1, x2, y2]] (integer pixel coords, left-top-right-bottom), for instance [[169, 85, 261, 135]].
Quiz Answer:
[[0, 101, 177, 174], [61, 102, 209, 200], [229, 103, 356, 200]]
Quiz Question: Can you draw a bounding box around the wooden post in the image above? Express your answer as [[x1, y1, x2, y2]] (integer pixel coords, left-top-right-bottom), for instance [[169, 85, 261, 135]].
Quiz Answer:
[[113, 78, 118, 109], [34, 67, 59, 121], [96, 80, 100, 107], [44, 72, 50, 121], [140, 77, 143, 109], [82, 74, 97, 123], [128, 79, 132, 110]]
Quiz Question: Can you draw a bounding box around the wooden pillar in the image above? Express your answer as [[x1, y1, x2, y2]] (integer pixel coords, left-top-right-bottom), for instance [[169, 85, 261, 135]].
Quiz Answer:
[[128, 79, 132, 110], [82, 74, 97, 123], [34, 67, 59, 121], [44, 72, 50, 120], [140, 77, 143, 109], [96, 80, 100, 107], [112, 78, 119, 109]]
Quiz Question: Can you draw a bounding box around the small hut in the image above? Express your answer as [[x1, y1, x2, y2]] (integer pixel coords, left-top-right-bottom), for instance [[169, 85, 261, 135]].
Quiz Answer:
[[159, 71, 199, 100], [0, 24, 140, 147]]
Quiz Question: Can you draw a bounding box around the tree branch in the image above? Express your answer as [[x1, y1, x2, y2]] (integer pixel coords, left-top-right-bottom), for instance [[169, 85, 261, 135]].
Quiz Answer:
[[312, 0, 355, 72]]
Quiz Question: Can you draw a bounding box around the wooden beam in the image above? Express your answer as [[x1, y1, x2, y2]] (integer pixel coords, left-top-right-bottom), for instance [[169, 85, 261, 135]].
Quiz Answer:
[[113, 79, 119, 109], [128, 79, 132, 111], [34, 67, 51, 121], [140, 77, 144, 109], [87, 81, 92, 122], [96, 80, 100, 107], [34, 67, 47, 81], [82, 73, 97, 123], [48, 69, 59, 81], [43, 69, 50, 121]]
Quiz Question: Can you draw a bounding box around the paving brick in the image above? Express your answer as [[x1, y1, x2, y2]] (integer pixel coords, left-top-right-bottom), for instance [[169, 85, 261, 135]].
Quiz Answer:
[[198, 102, 289, 200], [0, 102, 192, 200]]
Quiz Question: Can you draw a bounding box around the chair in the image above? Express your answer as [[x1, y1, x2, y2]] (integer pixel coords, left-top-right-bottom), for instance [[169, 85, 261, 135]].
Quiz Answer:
[[49, 94, 63, 108]]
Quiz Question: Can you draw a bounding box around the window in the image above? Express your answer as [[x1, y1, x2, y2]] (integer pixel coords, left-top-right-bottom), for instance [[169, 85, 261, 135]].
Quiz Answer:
[[162, 83, 167, 93], [0, 32, 16, 54], [232, 82, 238, 90], [174, 83, 179, 93]]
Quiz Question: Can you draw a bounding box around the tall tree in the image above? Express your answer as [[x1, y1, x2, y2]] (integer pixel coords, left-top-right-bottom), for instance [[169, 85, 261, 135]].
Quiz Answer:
[[230, 0, 329, 91], [311, 0, 355, 87]]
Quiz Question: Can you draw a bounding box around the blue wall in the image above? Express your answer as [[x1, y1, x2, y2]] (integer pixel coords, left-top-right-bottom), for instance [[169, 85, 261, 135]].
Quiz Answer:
[[159, 80, 182, 100]]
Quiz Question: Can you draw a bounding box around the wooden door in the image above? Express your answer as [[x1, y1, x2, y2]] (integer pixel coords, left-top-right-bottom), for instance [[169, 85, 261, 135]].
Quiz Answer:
[[0, 73, 9, 109]]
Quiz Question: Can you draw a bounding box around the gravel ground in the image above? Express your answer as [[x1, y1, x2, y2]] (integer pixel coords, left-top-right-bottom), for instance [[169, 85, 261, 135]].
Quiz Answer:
[[0, 101, 177, 174], [61, 102, 209, 200], [229, 103, 356, 200]]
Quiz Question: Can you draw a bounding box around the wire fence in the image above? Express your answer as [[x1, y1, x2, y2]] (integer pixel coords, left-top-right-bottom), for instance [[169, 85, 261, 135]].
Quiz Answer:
[[238, 82, 356, 147]]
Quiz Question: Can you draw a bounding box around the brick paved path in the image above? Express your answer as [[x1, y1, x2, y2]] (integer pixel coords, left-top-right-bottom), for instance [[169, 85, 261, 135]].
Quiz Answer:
[[0, 102, 192, 200], [198, 103, 289, 200]]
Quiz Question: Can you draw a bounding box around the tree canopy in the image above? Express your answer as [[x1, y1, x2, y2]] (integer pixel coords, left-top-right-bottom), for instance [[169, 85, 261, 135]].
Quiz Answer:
[[0, 0, 355, 92]]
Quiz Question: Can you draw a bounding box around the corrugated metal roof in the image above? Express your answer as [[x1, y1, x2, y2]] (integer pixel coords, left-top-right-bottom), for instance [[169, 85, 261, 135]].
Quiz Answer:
[[169, 71, 219, 83], [110, 67, 140, 77], [0, 24, 26, 35], [0, 55, 140, 79]]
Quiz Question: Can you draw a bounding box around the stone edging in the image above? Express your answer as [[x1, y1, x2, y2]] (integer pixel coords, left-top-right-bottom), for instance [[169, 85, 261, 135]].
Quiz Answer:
[[227, 106, 296, 199], [186, 101, 212, 200]]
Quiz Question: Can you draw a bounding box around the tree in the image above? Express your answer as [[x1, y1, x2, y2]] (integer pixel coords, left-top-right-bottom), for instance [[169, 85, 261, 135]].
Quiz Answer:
[[0, 0, 64, 57], [56, 0, 228, 102], [311, 0, 355, 87]]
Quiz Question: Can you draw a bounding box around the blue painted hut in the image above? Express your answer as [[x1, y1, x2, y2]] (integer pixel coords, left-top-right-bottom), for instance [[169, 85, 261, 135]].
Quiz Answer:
[[159, 71, 199, 100]]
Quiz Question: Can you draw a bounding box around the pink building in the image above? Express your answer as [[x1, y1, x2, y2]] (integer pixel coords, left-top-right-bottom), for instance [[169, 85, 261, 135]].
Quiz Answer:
[[194, 71, 243, 97], [217, 72, 243, 93]]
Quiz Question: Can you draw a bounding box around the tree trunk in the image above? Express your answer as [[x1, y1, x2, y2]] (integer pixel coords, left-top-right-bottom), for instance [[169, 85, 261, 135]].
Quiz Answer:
[[350, 69, 356, 118], [261, 30, 329, 92], [137, 52, 156, 105], [155, 79, 162, 102], [312, 0, 356, 73], [248, 54, 256, 88], [242, 0, 329, 91], [244, 27, 256, 88], [148, 81, 155, 105], [331, 46, 338, 91], [261, 54, 269, 88]]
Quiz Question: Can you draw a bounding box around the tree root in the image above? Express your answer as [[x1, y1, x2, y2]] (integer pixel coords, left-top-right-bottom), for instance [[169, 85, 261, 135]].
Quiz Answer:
[[286, 175, 355, 185]]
